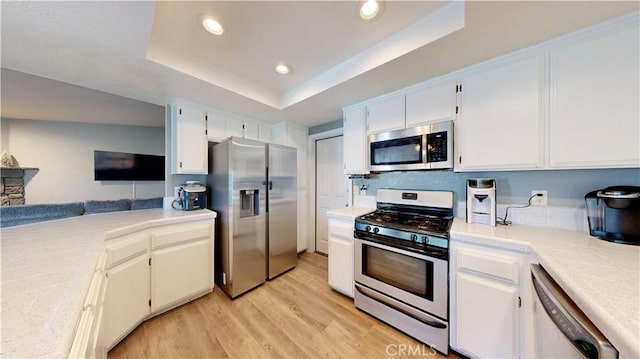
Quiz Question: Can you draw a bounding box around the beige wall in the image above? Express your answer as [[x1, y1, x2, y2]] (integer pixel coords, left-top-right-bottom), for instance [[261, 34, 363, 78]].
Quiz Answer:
[[1, 118, 165, 204]]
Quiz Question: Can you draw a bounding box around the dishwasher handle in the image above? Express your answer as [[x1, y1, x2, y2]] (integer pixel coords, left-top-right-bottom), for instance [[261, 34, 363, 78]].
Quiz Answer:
[[531, 264, 618, 359]]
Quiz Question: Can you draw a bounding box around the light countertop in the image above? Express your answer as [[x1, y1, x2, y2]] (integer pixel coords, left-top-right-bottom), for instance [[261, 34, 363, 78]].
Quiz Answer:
[[326, 206, 375, 220], [451, 218, 640, 359], [1, 209, 216, 359]]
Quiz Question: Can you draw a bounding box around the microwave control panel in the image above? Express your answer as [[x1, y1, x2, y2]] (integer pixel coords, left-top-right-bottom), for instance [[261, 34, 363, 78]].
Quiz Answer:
[[426, 132, 448, 162]]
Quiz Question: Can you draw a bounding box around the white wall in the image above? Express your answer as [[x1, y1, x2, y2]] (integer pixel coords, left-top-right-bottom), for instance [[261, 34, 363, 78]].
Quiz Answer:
[[1, 118, 165, 204]]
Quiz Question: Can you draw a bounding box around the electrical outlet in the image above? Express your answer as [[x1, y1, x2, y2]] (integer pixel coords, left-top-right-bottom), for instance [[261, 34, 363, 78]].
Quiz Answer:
[[531, 190, 548, 206]]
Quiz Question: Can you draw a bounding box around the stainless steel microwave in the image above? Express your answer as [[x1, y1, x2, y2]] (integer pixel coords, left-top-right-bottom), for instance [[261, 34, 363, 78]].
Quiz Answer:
[[368, 120, 453, 172]]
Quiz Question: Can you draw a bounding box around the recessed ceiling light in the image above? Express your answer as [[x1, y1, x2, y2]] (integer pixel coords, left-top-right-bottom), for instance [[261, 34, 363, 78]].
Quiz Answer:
[[201, 16, 224, 35], [275, 64, 291, 75], [360, 0, 381, 20]]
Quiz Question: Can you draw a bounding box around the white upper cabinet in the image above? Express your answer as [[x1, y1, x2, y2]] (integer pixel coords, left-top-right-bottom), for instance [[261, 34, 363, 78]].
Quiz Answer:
[[549, 24, 640, 168], [365, 95, 405, 135], [207, 109, 271, 143], [258, 124, 272, 143], [405, 80, 457, 127], [343, 107, 369, 175], [206, 112, 226, 142], [456, 55, 544, 171], [225, 118, 244, 138], [243, 121, 259, 141], [171, 103, 208, 174]]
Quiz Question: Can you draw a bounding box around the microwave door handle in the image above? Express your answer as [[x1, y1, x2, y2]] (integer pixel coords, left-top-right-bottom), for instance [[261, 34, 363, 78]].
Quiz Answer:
[[422, 133, 428, 167]]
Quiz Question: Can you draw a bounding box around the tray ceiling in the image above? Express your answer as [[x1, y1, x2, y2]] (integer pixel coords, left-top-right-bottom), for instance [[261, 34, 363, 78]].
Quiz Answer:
[[1, 1, 638, 127]]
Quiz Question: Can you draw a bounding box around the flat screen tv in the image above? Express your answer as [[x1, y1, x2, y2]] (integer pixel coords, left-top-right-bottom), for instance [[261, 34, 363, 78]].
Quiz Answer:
[[94, 150, 165, 181]]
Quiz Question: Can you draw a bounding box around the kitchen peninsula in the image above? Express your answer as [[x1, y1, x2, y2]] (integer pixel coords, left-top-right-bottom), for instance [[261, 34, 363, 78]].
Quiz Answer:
[[1, 209, 216, 358]]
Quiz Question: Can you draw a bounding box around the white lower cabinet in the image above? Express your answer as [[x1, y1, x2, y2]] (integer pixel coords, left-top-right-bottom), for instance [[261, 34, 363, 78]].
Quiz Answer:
[[150, 221, 213, 313], [456, 272, 519, 358], [106, 252, 151, 348], [328, 217, 355, 297], [70, 219, 215, 357], [450, 240, 534, 359]]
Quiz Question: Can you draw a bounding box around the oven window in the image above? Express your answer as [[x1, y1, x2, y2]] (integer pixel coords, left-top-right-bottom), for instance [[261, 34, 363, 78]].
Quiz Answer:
[[362, 243, 434, 300], [370, 135, 422, 165]]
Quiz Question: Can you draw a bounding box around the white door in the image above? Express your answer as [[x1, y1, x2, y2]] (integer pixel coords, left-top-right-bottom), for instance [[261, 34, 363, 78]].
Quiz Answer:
[[315, 136, 347, 254]]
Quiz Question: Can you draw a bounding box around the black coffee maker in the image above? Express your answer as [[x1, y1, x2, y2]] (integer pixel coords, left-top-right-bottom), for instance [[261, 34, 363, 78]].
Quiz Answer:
[[585, 186, 640, 245]]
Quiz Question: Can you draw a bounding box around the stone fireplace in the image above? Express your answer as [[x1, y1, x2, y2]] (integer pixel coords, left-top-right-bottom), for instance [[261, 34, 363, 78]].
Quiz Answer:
[[1, 168, 37, 206]]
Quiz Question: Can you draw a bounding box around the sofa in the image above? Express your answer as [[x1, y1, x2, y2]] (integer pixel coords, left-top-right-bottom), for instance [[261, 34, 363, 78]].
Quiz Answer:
[[0, 197, 163, 228]]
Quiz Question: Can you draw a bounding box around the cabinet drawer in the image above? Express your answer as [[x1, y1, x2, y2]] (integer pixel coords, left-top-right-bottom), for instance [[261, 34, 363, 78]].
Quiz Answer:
[[105, 234, 149, 269], [456, 248, 519, 284], [151, 221, 212, 249]]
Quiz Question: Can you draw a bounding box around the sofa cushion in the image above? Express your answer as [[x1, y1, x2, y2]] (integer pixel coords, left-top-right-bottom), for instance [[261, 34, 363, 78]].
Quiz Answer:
[[0, 202, 85, 228], [84, 199, 130, 214], [130, 197, 163, 210]]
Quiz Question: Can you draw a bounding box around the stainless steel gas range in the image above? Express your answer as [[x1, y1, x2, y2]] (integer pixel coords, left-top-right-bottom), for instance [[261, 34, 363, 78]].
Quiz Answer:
[[354, 189, 453, 355]]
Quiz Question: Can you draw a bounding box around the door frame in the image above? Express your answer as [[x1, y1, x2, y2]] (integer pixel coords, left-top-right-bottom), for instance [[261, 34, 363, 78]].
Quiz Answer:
[[306, 128, 344, 253]]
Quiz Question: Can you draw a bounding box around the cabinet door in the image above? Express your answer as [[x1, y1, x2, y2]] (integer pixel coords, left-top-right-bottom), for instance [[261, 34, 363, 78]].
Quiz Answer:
[[174, 105, 207, 174], [287, 126, 308, 189], [243, 121, 259, 140], [366, 95, 405, 134], [457, 56, 544, 170], [106, 254, 150, 348], [405, 80, 456, 127], [549, 26, 639, 168], [206, 112, 227, 142], [151, 239, 211, 312], [258, 124, 272, 143], [343, 107, 369, 174], [328, 220, 354, 298], [226, 118, 244, 138], [456, 272, 519, 359]]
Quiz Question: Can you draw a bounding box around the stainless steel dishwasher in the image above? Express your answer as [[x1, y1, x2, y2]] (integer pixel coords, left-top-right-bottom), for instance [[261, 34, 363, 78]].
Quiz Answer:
[[531, 264, 618, 359]]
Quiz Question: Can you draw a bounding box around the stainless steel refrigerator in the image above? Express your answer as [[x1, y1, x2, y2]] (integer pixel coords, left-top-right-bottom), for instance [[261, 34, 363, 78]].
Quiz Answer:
[[209, 137, 297, 298]]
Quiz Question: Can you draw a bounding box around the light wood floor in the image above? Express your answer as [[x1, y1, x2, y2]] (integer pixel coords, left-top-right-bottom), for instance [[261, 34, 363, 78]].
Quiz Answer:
[[109, 252, 458, 359]]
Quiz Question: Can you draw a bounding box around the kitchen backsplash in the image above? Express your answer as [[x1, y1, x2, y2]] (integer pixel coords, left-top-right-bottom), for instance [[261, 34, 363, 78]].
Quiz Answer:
[[352, 167, 640, 232]]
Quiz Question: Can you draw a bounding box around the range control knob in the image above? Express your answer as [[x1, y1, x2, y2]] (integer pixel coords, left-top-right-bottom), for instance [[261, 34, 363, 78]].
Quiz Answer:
[[373, 227, 380, 234], [421, 236, 429, 244], [410, 234, 418, 242], [365, 225, 371, 232]]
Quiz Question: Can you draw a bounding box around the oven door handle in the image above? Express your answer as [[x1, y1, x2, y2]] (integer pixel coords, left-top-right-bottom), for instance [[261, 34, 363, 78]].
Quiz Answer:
[[355, 283, 447, 329]]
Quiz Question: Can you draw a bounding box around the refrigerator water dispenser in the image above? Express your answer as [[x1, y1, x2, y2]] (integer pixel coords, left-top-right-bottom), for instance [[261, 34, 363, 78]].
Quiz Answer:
[[240, 189, 259, 218]]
